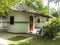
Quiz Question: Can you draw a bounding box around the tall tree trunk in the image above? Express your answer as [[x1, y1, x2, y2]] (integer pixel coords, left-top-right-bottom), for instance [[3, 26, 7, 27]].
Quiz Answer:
[[48, 0, 50, 15], [57, 2, 59, 17]]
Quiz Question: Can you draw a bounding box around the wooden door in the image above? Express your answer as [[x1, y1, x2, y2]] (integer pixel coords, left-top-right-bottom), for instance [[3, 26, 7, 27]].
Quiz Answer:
[[30, 16, 34, 33]]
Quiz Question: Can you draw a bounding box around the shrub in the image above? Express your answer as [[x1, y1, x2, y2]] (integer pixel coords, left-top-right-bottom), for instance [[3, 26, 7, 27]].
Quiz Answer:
[[43, 17, 60, 39]]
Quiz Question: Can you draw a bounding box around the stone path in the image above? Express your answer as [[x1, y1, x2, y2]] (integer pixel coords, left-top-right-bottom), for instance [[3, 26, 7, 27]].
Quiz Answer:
[[0, 33, 29, 45], [0, 33, 28, 39], [0, 33, 18, 45]]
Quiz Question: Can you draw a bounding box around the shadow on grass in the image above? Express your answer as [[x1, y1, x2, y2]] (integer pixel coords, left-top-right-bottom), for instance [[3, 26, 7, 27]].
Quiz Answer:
[[18, 38, 60, 45], [8, 36, 28, 41], [8, 36, 60, 45]]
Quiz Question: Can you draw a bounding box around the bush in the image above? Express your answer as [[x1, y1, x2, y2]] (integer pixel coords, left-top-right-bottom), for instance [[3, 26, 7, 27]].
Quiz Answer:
[[43, 17, 60, 39]]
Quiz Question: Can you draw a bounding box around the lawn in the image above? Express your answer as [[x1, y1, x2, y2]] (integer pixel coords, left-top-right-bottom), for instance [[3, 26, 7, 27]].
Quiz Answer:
[[57, 32, 60, 36], [7, 36, 60, 45]]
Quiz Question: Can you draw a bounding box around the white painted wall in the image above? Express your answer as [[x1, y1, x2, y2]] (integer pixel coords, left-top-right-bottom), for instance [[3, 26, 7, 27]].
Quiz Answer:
[[7, 10, 30, 33], [0, 17, 7, 29], [0, 17, 2, 28], [34, 16, 47, 29], [2, 18, 7, 27]]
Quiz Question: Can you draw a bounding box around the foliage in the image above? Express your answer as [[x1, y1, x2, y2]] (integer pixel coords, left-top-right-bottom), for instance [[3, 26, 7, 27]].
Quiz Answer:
[[50, 8, 58, 17], [49, 0, 60, 17], [50, 8, 56, 14], [0, 0, 48, 15], [19, 0, 48, 14], [43, 17, 60, 38], [50, 0, 60, 3], [50, 8, 60, 18], [52, 11, 58, 18], [0, 0, 19, 12]]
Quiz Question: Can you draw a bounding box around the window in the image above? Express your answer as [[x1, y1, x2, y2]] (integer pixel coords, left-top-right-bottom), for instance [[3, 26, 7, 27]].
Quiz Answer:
[[37, 18, 40, 23], [10, 16, 14, 25]]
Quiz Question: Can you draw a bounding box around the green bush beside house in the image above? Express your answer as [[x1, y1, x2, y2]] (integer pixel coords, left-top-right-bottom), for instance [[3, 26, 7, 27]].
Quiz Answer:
[[43, 17, 60, 39]]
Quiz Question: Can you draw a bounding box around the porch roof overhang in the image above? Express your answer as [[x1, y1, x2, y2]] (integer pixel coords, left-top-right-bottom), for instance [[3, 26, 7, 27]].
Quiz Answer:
[[22, 10, 53, 18]]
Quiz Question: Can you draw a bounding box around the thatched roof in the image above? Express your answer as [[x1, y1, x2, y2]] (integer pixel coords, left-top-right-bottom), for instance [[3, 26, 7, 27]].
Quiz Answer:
[[22, 10, 53, 18], [11, 3, 53, 18], [11, 3, 35, 12]]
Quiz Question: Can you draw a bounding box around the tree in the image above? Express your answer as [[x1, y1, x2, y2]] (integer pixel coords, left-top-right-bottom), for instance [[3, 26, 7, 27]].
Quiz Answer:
[[51, 10, 60, 18], [0, 0, 19, 13], [50, 8, 58, 17], [19, 0, 48, 14], [49, 0, 60, 17], [0, 0, 48, 15]]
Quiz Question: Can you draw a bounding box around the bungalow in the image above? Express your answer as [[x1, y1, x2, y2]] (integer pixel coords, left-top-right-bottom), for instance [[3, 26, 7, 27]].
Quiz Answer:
[[6, 3, 53, 33]]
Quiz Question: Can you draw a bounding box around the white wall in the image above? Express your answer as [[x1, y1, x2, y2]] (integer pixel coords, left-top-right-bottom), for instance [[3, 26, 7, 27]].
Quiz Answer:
[[7, 11, 30, 33], [0, 17, 2, 28], [2, 18, 7, 27], [0, 17, 7, 29], [34, 16, 47, 29]]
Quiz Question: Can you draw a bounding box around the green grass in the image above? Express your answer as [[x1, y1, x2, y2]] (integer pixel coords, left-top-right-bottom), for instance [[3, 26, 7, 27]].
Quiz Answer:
[[8, 36, 27, 41], [57, 32, 60, 36], [7, 36, 60, 45]]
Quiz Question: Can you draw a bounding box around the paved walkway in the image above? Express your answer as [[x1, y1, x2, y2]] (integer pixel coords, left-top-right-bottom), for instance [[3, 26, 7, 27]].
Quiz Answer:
[[0, 32, 29, 45], [0, 33, 18, 45], [0, 32, 33, 39], [0, 33, 25, 39]]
